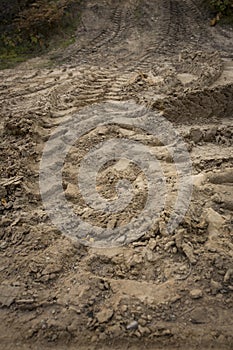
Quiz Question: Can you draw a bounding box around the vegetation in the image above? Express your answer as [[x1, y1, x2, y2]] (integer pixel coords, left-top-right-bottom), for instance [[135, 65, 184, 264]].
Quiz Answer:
[[207, 0, 233, 25], [209, 0, 233, 14], [0, 0, 82, 68]]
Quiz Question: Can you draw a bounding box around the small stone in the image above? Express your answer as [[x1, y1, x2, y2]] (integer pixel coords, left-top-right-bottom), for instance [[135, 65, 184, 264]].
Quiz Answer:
[[190, 307, 207, 324], [182, 242, 197, 264], [224, 269, 233, 283], [164, 241, 175, 251], [147, 238, 157, 251], [0, 241, 8, 249], [121, 304, 128, 312], [126, 320, 138, 330], [211, 193, 222, 203], [138, 325, 151, 335], [5, 201, 13, 209], [146, 250, 157, 262], [98, 333, 107, 340], [189, 128, 202, 143], [175, 229, 185, 249], [138, 318, 147, 326], [108, 324, 122, 336], [203, 127, 217, 142], [91, 335, 98, 343], [210, 279, 222, 295], [134, 330, 141, 337], [190, 289, 203, 299], [162, 329, 171, 336], [96, 308, 114, 323], [65, 183, 79, 199]]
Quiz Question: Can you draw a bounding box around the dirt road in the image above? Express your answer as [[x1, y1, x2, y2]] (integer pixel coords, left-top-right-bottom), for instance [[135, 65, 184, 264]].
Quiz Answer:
[[0, 1, 233, 349]]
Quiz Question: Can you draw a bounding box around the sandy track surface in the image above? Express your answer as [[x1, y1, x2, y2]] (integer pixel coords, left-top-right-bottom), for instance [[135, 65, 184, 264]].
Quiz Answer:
[[0, 1, 233, 349]]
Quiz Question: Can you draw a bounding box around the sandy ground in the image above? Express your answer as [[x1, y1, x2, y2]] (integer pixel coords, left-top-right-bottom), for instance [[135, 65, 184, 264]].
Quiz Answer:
[[0, 0, 233, 349]]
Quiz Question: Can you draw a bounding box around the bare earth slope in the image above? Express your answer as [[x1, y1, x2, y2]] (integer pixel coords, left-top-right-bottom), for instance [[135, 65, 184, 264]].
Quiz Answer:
[[0, 1, 233, 349]]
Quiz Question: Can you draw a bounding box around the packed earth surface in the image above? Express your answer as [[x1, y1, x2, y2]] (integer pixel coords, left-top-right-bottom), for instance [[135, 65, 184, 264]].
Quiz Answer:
[[0, 1, 233, 349]]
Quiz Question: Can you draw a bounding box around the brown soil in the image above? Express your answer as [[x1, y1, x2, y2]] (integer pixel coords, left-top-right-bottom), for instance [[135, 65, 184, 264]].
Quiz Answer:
[[0, 1, 233, 349]]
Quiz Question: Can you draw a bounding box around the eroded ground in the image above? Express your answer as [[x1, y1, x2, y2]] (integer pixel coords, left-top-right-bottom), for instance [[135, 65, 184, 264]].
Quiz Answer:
[[0, 0, 233, 349]]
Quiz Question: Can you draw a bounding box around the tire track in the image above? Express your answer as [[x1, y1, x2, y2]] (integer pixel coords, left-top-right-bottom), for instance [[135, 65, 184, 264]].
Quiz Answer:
[[1, 1, 233, 347]]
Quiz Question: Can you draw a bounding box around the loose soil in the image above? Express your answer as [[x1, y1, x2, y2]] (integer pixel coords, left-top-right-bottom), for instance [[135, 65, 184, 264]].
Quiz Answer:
[[0, 1, 233, 349]]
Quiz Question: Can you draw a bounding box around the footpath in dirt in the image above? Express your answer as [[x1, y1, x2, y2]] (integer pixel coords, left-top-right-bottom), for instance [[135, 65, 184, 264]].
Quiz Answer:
[[0, 1, 233, 349]]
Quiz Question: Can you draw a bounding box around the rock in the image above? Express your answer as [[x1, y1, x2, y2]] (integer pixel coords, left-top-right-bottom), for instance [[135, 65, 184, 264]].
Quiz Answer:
[[98, 332, 107, 340], [189, 128, 202, 143], [203, 127, 217, 142], [0, 284, 21, 306], [90, 335, 98, 343], [224, 269, 233, 283], [65, 183, 79, 199], [182, 242, 197, 264], [211, 193, 222, 203], [138, 325, 151, 335], [210, 279, 222, 295], [164, 240, 175, 251], [190, 307, 207, 324], [138, 318, 147, 326], [146, 249, 157, 262], [205, 208, 225, 240], [121, 304, 128, 312], [96, 308, 114, 324], [5, 201, 13, 209], [108, 324, 122, 336], [147, 238, 157, 251], [0, 241, 8, 250], [175, 229, 185, 249], [126, 320, 138, 330], [192, 173, 206, 188], [190, 289, 203, 299]]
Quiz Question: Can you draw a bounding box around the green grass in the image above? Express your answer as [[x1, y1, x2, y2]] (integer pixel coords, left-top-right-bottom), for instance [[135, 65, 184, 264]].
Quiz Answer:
[[0, 49, 33, 69]]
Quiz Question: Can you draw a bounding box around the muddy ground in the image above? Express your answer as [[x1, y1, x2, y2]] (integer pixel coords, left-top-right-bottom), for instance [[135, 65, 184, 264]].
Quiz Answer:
[[0, 0, 233, 349]]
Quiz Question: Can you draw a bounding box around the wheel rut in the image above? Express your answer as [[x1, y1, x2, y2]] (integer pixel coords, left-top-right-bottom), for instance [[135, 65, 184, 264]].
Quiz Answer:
[[0, 1, 233, 349]]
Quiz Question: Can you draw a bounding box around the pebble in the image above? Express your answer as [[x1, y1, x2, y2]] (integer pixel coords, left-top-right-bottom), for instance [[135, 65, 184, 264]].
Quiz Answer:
[[210, 279, 222, 295], [189, 289, 203, 299], [203, 127, 217, 142], [147, 238, 157, 251], [224, 268, 233, 283], [138, 318, 147, 326], [189, 128, 203, 143], [96, 308, 114, 324], [121, 305, 128, 312], [138, 325, 151, 335], [126, 320, 138, 330]]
